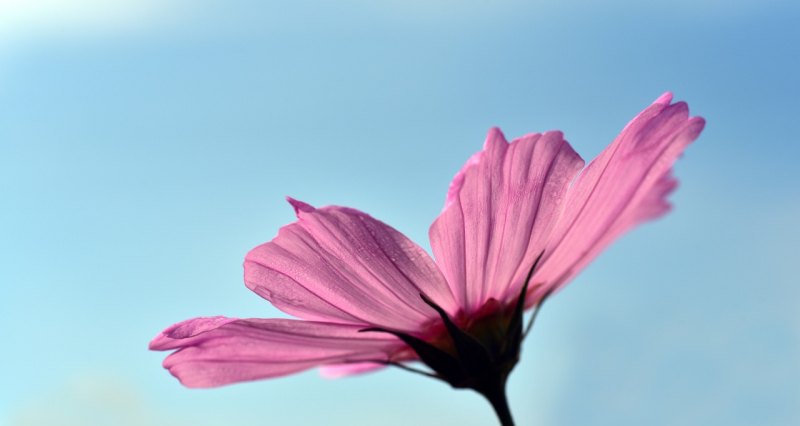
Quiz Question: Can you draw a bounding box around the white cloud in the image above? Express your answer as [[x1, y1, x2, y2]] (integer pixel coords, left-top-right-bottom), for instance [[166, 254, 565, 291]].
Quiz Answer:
[[8, 374, 196, 426], [0, 0, 182, 47]]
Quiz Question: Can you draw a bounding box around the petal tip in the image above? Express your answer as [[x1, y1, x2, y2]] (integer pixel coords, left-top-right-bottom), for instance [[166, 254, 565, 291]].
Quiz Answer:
[[148, 334, 168, 351], [690, 115, 706, 132], [654, 92, 674, 105], [487, 126, 504, 135], [681, 116, 706, 143], [541, 129, 565, 142], [485, 127, 508, 148], [286, 197, 315, 215], [150, 316, 238, 350], [163, 361, 214, 389]]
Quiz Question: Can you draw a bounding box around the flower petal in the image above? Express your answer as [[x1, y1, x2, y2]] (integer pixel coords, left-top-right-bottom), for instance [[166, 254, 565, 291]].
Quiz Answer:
[[319, 362, 387, 378], [429, 129, 584, 313], [149, 316, 401, 388], [531, 93, 705, 304], [244, 200, 457, 331]]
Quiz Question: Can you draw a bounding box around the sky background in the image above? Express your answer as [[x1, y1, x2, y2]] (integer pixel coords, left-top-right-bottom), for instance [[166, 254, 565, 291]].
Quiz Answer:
[[2, 1, 798, 425]]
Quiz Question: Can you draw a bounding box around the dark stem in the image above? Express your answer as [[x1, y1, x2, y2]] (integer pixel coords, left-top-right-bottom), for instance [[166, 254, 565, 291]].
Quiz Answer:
[[478, 377, 515, 426]]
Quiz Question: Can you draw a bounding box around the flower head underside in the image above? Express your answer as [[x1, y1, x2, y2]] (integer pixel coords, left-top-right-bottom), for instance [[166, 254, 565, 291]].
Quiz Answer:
[[150, 93, 704, 425]]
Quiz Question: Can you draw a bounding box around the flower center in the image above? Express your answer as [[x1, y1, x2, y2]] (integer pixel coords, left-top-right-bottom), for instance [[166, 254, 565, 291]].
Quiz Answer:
[[361, 279, 529, 392], [359, 253, 545, 424]]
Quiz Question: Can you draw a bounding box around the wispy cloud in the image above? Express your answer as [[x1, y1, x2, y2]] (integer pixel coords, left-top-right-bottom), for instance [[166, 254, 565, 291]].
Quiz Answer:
[[8, 374, 197, 426], [0, 0, 183, 48]]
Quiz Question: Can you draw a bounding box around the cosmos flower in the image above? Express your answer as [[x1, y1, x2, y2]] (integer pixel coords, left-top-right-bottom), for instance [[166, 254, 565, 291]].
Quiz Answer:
[[150, 93, 704, 425]]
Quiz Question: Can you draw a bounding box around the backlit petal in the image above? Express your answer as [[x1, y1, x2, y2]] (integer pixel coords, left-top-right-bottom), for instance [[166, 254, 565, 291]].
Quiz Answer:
[[429, 129, 584, 313], [245, 200, 457, 331], [150, 316, 401, 388], [319, 362, 387, 378], [530, 93, 705, 304]]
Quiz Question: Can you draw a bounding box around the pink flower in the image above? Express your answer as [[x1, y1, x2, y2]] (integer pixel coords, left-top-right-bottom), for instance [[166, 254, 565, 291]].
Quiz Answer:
[[150, 93, 704, 425]]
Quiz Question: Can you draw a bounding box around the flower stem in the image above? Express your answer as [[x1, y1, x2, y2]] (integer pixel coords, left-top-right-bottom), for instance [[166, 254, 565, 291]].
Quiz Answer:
[[478, 377, 515, 426]]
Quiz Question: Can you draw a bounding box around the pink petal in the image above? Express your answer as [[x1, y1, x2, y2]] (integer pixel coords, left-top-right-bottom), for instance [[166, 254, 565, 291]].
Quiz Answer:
[[531, 93, 705, 304], [149, 316, 402, 388], [319, 362, 387, 378], [429, 129, 585, 313], [244, 200, 457, 331]]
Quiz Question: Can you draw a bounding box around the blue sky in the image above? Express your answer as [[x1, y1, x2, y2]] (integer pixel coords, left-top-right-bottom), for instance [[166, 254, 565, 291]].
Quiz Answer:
[[2, 1, 798, 425]]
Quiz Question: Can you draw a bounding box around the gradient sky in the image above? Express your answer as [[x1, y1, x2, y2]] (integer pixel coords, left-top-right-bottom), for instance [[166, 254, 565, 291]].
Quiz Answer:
[[2, 1, 798, 425]]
